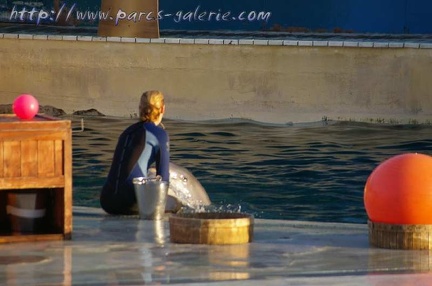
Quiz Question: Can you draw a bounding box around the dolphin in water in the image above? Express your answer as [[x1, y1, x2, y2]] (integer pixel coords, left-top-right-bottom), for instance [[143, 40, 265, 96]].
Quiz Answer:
[[148, 162, 211, 212]]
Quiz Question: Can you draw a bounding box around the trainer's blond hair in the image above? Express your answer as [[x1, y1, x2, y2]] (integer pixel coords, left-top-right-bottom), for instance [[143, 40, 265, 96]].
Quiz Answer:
[[139, 90, 165, 122]]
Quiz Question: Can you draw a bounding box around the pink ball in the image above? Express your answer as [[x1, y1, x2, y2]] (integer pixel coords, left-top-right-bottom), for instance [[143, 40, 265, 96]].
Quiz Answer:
[[13, 94, 39, 120]]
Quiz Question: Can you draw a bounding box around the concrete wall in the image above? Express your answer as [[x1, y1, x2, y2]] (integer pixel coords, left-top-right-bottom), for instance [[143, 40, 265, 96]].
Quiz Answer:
[[1, 35, 432, 124]]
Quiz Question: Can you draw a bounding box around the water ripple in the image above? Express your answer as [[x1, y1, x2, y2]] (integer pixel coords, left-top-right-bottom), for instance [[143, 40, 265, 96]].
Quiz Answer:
[[71, 117, 432, 224]]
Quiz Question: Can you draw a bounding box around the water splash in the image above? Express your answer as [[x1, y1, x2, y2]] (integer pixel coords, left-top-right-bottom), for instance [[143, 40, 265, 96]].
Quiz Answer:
[[178, 203, 244, 214]]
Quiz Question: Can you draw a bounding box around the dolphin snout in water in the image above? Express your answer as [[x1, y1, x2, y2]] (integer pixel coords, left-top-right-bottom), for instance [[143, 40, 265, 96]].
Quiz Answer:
[[148, 162, 211, 212]]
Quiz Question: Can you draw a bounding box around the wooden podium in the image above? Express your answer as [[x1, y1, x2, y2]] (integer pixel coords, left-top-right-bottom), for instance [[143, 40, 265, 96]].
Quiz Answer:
[[0, 114, 72, 243]]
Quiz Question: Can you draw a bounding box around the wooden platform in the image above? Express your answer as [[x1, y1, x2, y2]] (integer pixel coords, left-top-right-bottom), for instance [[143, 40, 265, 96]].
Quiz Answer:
[[0, 114, 72, 243], [369, 220, 432, 250]]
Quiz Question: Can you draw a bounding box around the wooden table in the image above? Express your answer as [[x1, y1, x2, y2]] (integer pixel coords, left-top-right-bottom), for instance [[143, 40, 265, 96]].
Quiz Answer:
[[0, 114, 72, 243]]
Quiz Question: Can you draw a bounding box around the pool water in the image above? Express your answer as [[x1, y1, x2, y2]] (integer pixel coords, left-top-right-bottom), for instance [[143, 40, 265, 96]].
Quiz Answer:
[[71, 116, 432, 224]]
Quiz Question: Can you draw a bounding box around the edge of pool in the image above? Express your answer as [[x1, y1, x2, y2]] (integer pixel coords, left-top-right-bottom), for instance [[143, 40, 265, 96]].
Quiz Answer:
[[1, 206, 430, 285]]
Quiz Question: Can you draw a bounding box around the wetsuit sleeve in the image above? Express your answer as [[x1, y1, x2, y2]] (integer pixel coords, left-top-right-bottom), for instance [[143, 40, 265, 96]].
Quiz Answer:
[[156, 130, 170, 182]]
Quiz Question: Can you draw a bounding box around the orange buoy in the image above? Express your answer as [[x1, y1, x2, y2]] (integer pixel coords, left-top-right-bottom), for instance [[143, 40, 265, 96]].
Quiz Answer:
[[364, 153, 432, 225]]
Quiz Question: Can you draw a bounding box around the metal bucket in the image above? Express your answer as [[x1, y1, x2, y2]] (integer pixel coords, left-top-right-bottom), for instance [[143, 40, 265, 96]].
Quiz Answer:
[[133, 177, 168, 220]]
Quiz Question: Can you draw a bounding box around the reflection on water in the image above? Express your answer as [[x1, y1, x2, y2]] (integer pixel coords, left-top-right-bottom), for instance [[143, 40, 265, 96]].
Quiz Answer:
[[136, 220, 166, 246], [71, 116, 432, 224], [208, 244, 251, 281]]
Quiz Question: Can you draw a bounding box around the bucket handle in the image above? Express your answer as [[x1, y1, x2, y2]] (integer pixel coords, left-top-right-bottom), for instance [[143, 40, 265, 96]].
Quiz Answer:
[[133, 175, 163, 185]]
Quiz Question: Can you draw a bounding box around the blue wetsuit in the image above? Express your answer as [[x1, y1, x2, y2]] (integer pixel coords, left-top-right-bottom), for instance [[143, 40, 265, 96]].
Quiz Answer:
[[100, 121, 170, 214]]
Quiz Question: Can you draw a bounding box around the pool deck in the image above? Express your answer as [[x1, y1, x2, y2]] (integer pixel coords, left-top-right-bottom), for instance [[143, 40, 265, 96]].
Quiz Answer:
[[1, 206, 431, 285]]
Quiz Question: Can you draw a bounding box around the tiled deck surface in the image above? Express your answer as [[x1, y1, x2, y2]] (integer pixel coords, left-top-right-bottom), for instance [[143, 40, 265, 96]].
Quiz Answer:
[[1, 23, 432, 48], [0, 206, 431, 285]]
